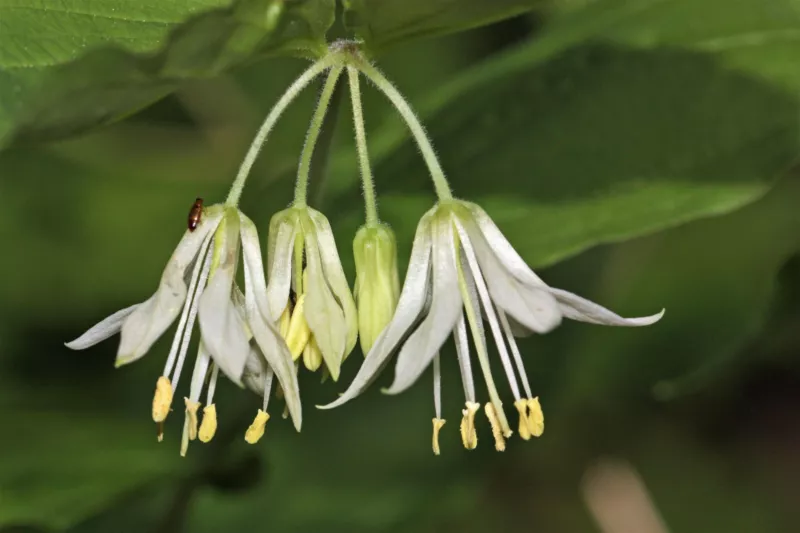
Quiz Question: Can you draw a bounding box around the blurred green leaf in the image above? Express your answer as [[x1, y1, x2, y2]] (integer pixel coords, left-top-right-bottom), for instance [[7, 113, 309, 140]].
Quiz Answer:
[[328, 0, 800, 268], [0, 0, 335, 145], [553, 176, 800, 409], [341, 0, 540, 52]]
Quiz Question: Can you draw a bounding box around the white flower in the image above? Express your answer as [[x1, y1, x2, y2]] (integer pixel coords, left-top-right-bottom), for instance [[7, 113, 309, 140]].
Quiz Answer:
[[266, 206, 358, 380], [66, 204, 301, 454], [320, 201, 664, 453]]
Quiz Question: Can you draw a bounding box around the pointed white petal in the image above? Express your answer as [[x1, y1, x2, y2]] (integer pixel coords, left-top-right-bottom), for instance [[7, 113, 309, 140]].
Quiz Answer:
[[265, 219, 296, 321], [65, 303, 141, 350], [116, 211, 222, 366], [548, 287, 665, 326], [385, 214, 462, 395], [318, 211, 435, 409], [308, 209, 359, 355], [198, 211, 249, 385], [462, 217, 561, 333], [241, 215, 303, 430], [302, 227, 347, 380], [466, 202, 548, 287]]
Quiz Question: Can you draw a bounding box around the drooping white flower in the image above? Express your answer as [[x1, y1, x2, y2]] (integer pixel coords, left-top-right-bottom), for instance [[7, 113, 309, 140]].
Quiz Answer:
[[320, 200, 664, 453], [266, 206, 358, 380], [66, 204, 301, 454]]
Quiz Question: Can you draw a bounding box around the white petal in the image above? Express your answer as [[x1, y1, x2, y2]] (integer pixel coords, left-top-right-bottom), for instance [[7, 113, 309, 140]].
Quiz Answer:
[[265, 219, 295, 321], [308, 209, 359, 355], [302, 227, 347, 380], [385, 214, 462, 395], [461, 218, 562, 333], [467, 202, 548, 287], [241, 214, 303, 430], [318, 211, 435, 409], [116, 210, 223, 366], [198, 211, 249, 385], [65, 303, 140, 350], [548, 287, 665, 326]]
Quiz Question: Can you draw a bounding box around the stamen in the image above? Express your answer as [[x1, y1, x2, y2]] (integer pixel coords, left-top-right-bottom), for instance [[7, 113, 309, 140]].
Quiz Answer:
[[152, 376, 174, 423], [245, 409, 270, 444], [485, 402, 508, 452], [454, 315, 476, 403], [456, 223, 522, 403], [171, 246, 213, 389], [432, 418, 446, 456], [514, 399, 531, 441], [460, 401, 479, 450], [433, 352, 442, 420], [456, 244, 512, 437], [286, 294, 311, 359], [163, 231, 214, 377], [180, 416, 191, 457], [184, 398, 201, 441], [206, 363, 219, 405], [498, 310, 533, 399], [302, 336, 323, 371], [527, 397, 545, 437], [199, 404, 217, 443]]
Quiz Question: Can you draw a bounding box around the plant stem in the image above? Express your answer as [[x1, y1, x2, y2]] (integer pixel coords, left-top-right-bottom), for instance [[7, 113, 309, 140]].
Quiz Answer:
[[293, 66, 344, 207], [225, 56, 334, 207], [347, 66, 380, 226], [353, 59, 453, 201]]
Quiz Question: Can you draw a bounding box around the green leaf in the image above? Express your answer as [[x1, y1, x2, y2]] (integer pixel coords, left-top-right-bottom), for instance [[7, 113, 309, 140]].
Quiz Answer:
[[331, 0, 800, 268], [0, 0, 335, 145], [342, 0, 541, 52]]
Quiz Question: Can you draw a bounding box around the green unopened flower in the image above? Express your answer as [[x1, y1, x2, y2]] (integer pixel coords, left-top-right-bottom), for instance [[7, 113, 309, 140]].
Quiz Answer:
[[66, 204, 301, 455], [353, 223, 400, 354], [266, 206, 357, 380], [321, 200, 664, 454]]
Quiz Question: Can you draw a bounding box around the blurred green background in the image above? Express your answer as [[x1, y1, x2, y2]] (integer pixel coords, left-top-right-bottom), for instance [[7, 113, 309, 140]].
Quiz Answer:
[[1, 1, 799, 532]]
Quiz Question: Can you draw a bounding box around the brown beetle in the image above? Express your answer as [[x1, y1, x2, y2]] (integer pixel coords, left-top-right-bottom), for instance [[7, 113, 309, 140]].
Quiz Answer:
[[188, 197, 203, 231]]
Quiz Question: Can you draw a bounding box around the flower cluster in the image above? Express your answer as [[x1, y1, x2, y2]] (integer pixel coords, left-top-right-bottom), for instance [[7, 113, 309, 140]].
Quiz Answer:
[[67, 41, 663, 455]]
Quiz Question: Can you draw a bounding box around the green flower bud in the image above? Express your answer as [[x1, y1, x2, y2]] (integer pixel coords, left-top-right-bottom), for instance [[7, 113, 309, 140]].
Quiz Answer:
[[353, 223, 400, 354]]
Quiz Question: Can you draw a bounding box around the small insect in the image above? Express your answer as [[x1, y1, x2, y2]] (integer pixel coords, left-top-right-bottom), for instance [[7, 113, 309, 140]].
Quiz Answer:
[[188, 197, 203, 231]]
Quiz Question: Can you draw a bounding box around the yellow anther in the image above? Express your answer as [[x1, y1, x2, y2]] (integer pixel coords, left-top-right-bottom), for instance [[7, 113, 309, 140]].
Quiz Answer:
[[303, 337, 323, 371], [432, 418, 446, 455], [184, 398, 201, 441], [279, 306, 291, 338], [514, 399, 531, 440], [485, 402, 508, 452], [460, 401, 479, 450], [199, 404, 217, 443], [152, 376, 173, 423], [527, 397, 544, 437], [285, 294, 311, 359], [244, 409, 270, 444]]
